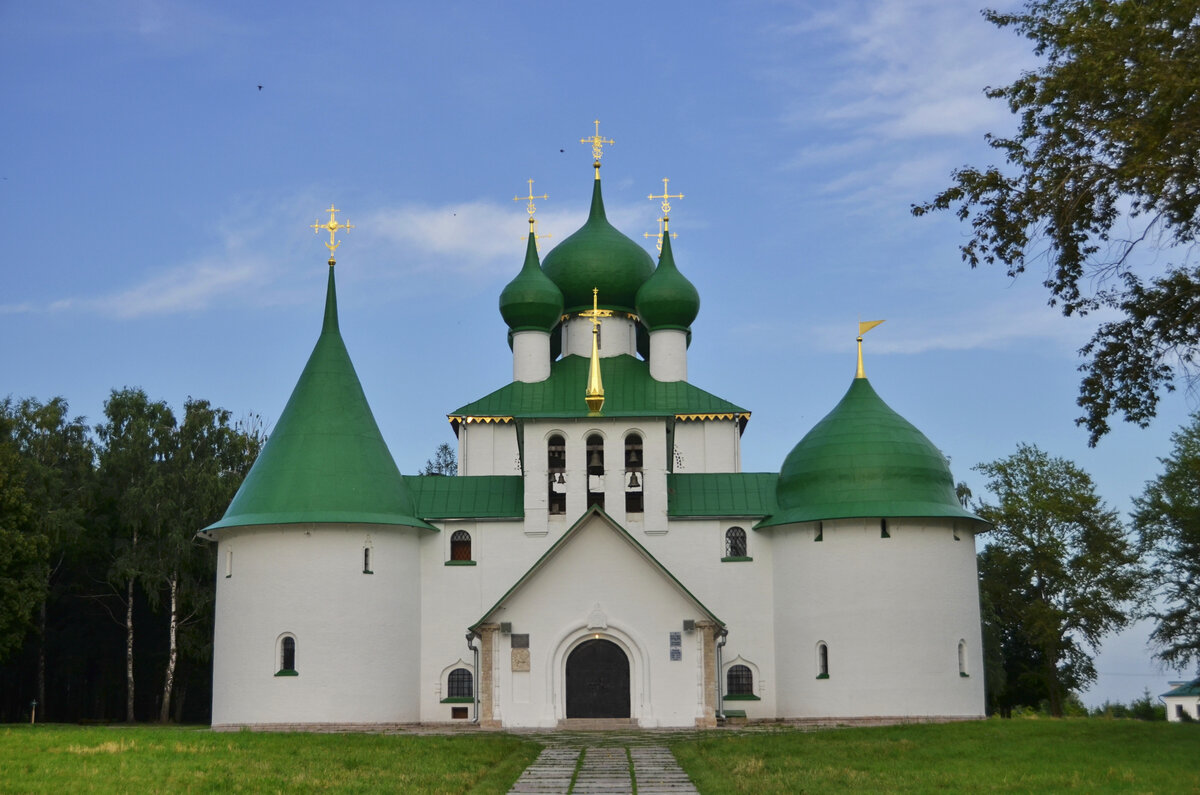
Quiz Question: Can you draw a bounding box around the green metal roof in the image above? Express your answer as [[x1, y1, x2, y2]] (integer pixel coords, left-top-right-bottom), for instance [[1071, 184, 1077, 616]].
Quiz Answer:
[[470, 505, 723, 632], [499, 231, 564, 332], [667, 473, 779, 518], [206, 266, 433, 533], [636, 232, 700, 332], [403, 475, 524, 520], [1162, 677, 1200, 697], [759, 377, 981, 528], [541, 176, 655, 315], [449, 354, 748, 424]]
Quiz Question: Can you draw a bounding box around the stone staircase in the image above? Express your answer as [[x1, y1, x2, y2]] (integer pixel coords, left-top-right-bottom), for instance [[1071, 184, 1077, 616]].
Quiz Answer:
[[556, 718, 636, 731]]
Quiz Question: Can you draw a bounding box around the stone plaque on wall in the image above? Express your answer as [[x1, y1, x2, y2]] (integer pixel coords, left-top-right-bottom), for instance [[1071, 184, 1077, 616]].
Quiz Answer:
[[511, 648, 530, 672]]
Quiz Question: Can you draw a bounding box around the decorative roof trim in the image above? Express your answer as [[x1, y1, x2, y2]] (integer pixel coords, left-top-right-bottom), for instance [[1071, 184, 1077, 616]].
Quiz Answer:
[[448, 415, 514, 426], [675, 412, 751, 422]]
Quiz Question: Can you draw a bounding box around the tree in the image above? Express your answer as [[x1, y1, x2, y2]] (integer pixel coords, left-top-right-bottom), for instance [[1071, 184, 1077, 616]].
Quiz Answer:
[[1132, 412, 1200, 671], [0, 402, 48, 663], [913, 0, 1200, 445], [421, 442, 457, 476], [974, 444, 1144, 716]]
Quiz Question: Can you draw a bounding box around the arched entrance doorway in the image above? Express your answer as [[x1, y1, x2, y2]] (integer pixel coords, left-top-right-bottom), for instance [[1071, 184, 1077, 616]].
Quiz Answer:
[[566, 639, 630, 718]]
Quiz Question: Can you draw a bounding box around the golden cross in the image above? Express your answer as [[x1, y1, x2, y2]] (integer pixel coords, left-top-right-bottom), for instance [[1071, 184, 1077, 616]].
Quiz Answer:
[[514, 179, 548, 218], [580, 119, 614, 165], [579, 286, 613, 325], [311, 205, 354, 260], [643, 218, 679, 253], [648, 178, 684, 229], [520, 217, 553, 250]]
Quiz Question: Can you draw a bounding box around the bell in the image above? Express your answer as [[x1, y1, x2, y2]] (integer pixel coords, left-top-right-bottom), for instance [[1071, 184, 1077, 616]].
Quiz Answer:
[[627, 449, 641, 468], [556, 472, 566, 484], [588, 450, 603, 475], [627, 472, 640, 488]]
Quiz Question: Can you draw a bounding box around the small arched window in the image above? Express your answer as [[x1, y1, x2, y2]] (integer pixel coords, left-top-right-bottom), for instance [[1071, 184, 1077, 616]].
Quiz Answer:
[[817, 642, 829, 678], [725, 527, 747, 558], [448, 667, 473, 698], [727, 664, 753, 696], [958, 640, 969, 677], [450, 530, 472, 561], [278, 635, 297, 675], [586, 434, 605, 509], [548, 434, 566, 515]]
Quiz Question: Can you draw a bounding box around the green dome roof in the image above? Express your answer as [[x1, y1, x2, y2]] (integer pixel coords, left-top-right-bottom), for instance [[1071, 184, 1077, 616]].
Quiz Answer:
[[499, 230, 564, 332], [760, 377, 980, 527], [542, 177, 654, 315], [635, 232, 699, 331], [205, 266, 433, 533]]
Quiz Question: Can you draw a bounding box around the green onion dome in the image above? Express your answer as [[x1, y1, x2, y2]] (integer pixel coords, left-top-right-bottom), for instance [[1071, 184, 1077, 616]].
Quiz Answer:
[[635, 231, 700, 331], [500, 230, 565, 332], [205, 266, 433, 533], [760, 377, 980, 527], [542, 177, 654, 315]]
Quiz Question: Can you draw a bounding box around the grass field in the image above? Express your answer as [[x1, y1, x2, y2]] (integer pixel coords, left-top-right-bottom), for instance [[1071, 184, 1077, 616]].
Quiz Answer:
[[0, 719, 1195, 793], [0, 726, 540, 794], [671, 719, 1199, 793]]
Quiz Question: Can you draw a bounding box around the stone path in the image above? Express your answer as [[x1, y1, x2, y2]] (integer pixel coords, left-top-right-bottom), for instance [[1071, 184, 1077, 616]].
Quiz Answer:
[[508, 736, 698, 794]]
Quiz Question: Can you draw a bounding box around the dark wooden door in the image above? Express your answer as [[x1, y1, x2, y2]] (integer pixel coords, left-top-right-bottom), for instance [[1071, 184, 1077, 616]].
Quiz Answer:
[[566, 639, 630, 718]]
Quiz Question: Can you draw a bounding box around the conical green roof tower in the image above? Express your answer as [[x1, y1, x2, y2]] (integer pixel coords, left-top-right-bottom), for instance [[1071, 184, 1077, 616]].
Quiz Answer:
[[206, 264, 432, 532], [636, 230, 700, 331]]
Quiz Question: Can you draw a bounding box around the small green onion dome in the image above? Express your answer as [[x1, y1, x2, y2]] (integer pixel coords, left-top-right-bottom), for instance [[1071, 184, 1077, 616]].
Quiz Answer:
[[542, 177, 654, 315], [760, 377, 980, 527], [635, 231, 700, 331], [500, 230, 565, 332], [205, 266, 433, 533]]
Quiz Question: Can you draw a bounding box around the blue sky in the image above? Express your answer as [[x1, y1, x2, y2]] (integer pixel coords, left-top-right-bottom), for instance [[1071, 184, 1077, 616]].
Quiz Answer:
[[2, 1, 1191, 706]]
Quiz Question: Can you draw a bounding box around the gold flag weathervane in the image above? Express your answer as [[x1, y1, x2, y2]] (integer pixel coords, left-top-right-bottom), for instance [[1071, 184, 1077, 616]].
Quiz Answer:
[[580, 119, 614, 178], [856, 319, 885, 379], [312, 205, 354, 265], [581, 288, 609, 414], [514, 179, 552, 249]]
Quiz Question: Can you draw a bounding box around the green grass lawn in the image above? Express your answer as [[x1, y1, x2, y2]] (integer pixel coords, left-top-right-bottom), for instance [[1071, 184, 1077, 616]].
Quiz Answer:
[[671, 719, 1200, 793], [0, 725, 540, 794]]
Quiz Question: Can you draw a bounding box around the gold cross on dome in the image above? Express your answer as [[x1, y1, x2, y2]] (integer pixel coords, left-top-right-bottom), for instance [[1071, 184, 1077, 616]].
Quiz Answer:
[[520, 218, 553, 250], [580, 119, 614, 166], [579, 286, 613, 325], [643, 218, 679, 253], [514, 179, 548, 218], [648, 178, 684, 230], [311, 205, 354, 260]]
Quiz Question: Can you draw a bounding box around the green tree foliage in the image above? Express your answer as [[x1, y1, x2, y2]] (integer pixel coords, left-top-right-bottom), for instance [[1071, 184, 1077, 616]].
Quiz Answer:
[[421, 442, 457, 476], [975, 444, 1144, 716], [913, 0, 1200, 444], [0, 402, 48, 662], [1132, 412, 1200, 670]]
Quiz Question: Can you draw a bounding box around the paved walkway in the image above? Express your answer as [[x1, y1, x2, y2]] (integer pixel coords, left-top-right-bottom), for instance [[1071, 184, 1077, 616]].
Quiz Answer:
[[508, 735, 698, 794]]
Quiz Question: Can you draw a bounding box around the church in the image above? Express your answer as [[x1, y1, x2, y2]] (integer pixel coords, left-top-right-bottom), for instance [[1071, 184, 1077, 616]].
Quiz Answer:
[[203, 129, 986, 729]]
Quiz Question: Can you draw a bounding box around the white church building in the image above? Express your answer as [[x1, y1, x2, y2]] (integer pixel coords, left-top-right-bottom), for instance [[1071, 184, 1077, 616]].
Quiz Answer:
[[203, 143, 987, 729]]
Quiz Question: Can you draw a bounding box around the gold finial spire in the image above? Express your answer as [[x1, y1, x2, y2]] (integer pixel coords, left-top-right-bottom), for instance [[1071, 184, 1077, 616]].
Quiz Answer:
[[520, 218, 553, 250], [580, 119, 614, 179], [311, 204, 354, 265], [582, 288, 606, 414], [648, 178, 684, 231], [643, 218, 679, 253], [856, 319, 885, 379], [514, 179, 552, 249]]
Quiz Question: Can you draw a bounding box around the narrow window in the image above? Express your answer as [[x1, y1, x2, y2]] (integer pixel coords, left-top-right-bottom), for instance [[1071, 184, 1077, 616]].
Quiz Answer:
[[727, 664, 753, 696], [586, 434, 605, 509], [363, 546, 372, 574], [448, 667, 474, 699], [725, 527, 747, 558], [548, 434, 566, 515], [225, 549, 232, 578], [450, 530, 472, 561], [958, 640, 968, 676], [624, 433, 643, 514], [817, 642, 829, 678], [1177, 704, 1185, 719], [278, 635, 296, 675], [880, 518, 890, 538], [814, 522, 823, 542]]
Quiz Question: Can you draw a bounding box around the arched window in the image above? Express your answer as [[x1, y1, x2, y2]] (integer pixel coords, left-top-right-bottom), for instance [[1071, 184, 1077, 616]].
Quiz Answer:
[[548, 434, 566, 515], [725, 527, 747, 558], [817, 642, 829, 678], [448, 667, 473, 698], [450, 530, 472, 561], [727, 664, 753, 696], [586, 434, 605, 509], [277, 635, 297, 675], [958, 640, 969, 677], [624, 433, 643, 513]]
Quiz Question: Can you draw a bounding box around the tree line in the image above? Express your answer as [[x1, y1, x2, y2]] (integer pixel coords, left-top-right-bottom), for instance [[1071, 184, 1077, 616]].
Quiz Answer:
[[0, 389, 262, 723]]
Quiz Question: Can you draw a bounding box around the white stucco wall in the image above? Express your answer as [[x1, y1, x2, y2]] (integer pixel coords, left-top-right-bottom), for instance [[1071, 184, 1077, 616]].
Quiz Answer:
[[672, 419, 740, 472], [561, 315, 637, 358], [512, 330, 552, 383], [1165, 693, 1200, 722], [212, 523, 424, 726], [459, 421, 521, 476], [648, 329, 688, 382]]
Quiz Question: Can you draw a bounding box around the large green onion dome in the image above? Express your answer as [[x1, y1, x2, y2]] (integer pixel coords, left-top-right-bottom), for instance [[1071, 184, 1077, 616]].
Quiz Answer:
[[635, 231, 700, 331], [205, 266, 433, 533], [542, 177, 654, 315], [500, 230, 565, 332], [759, 377, 980, 527]]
